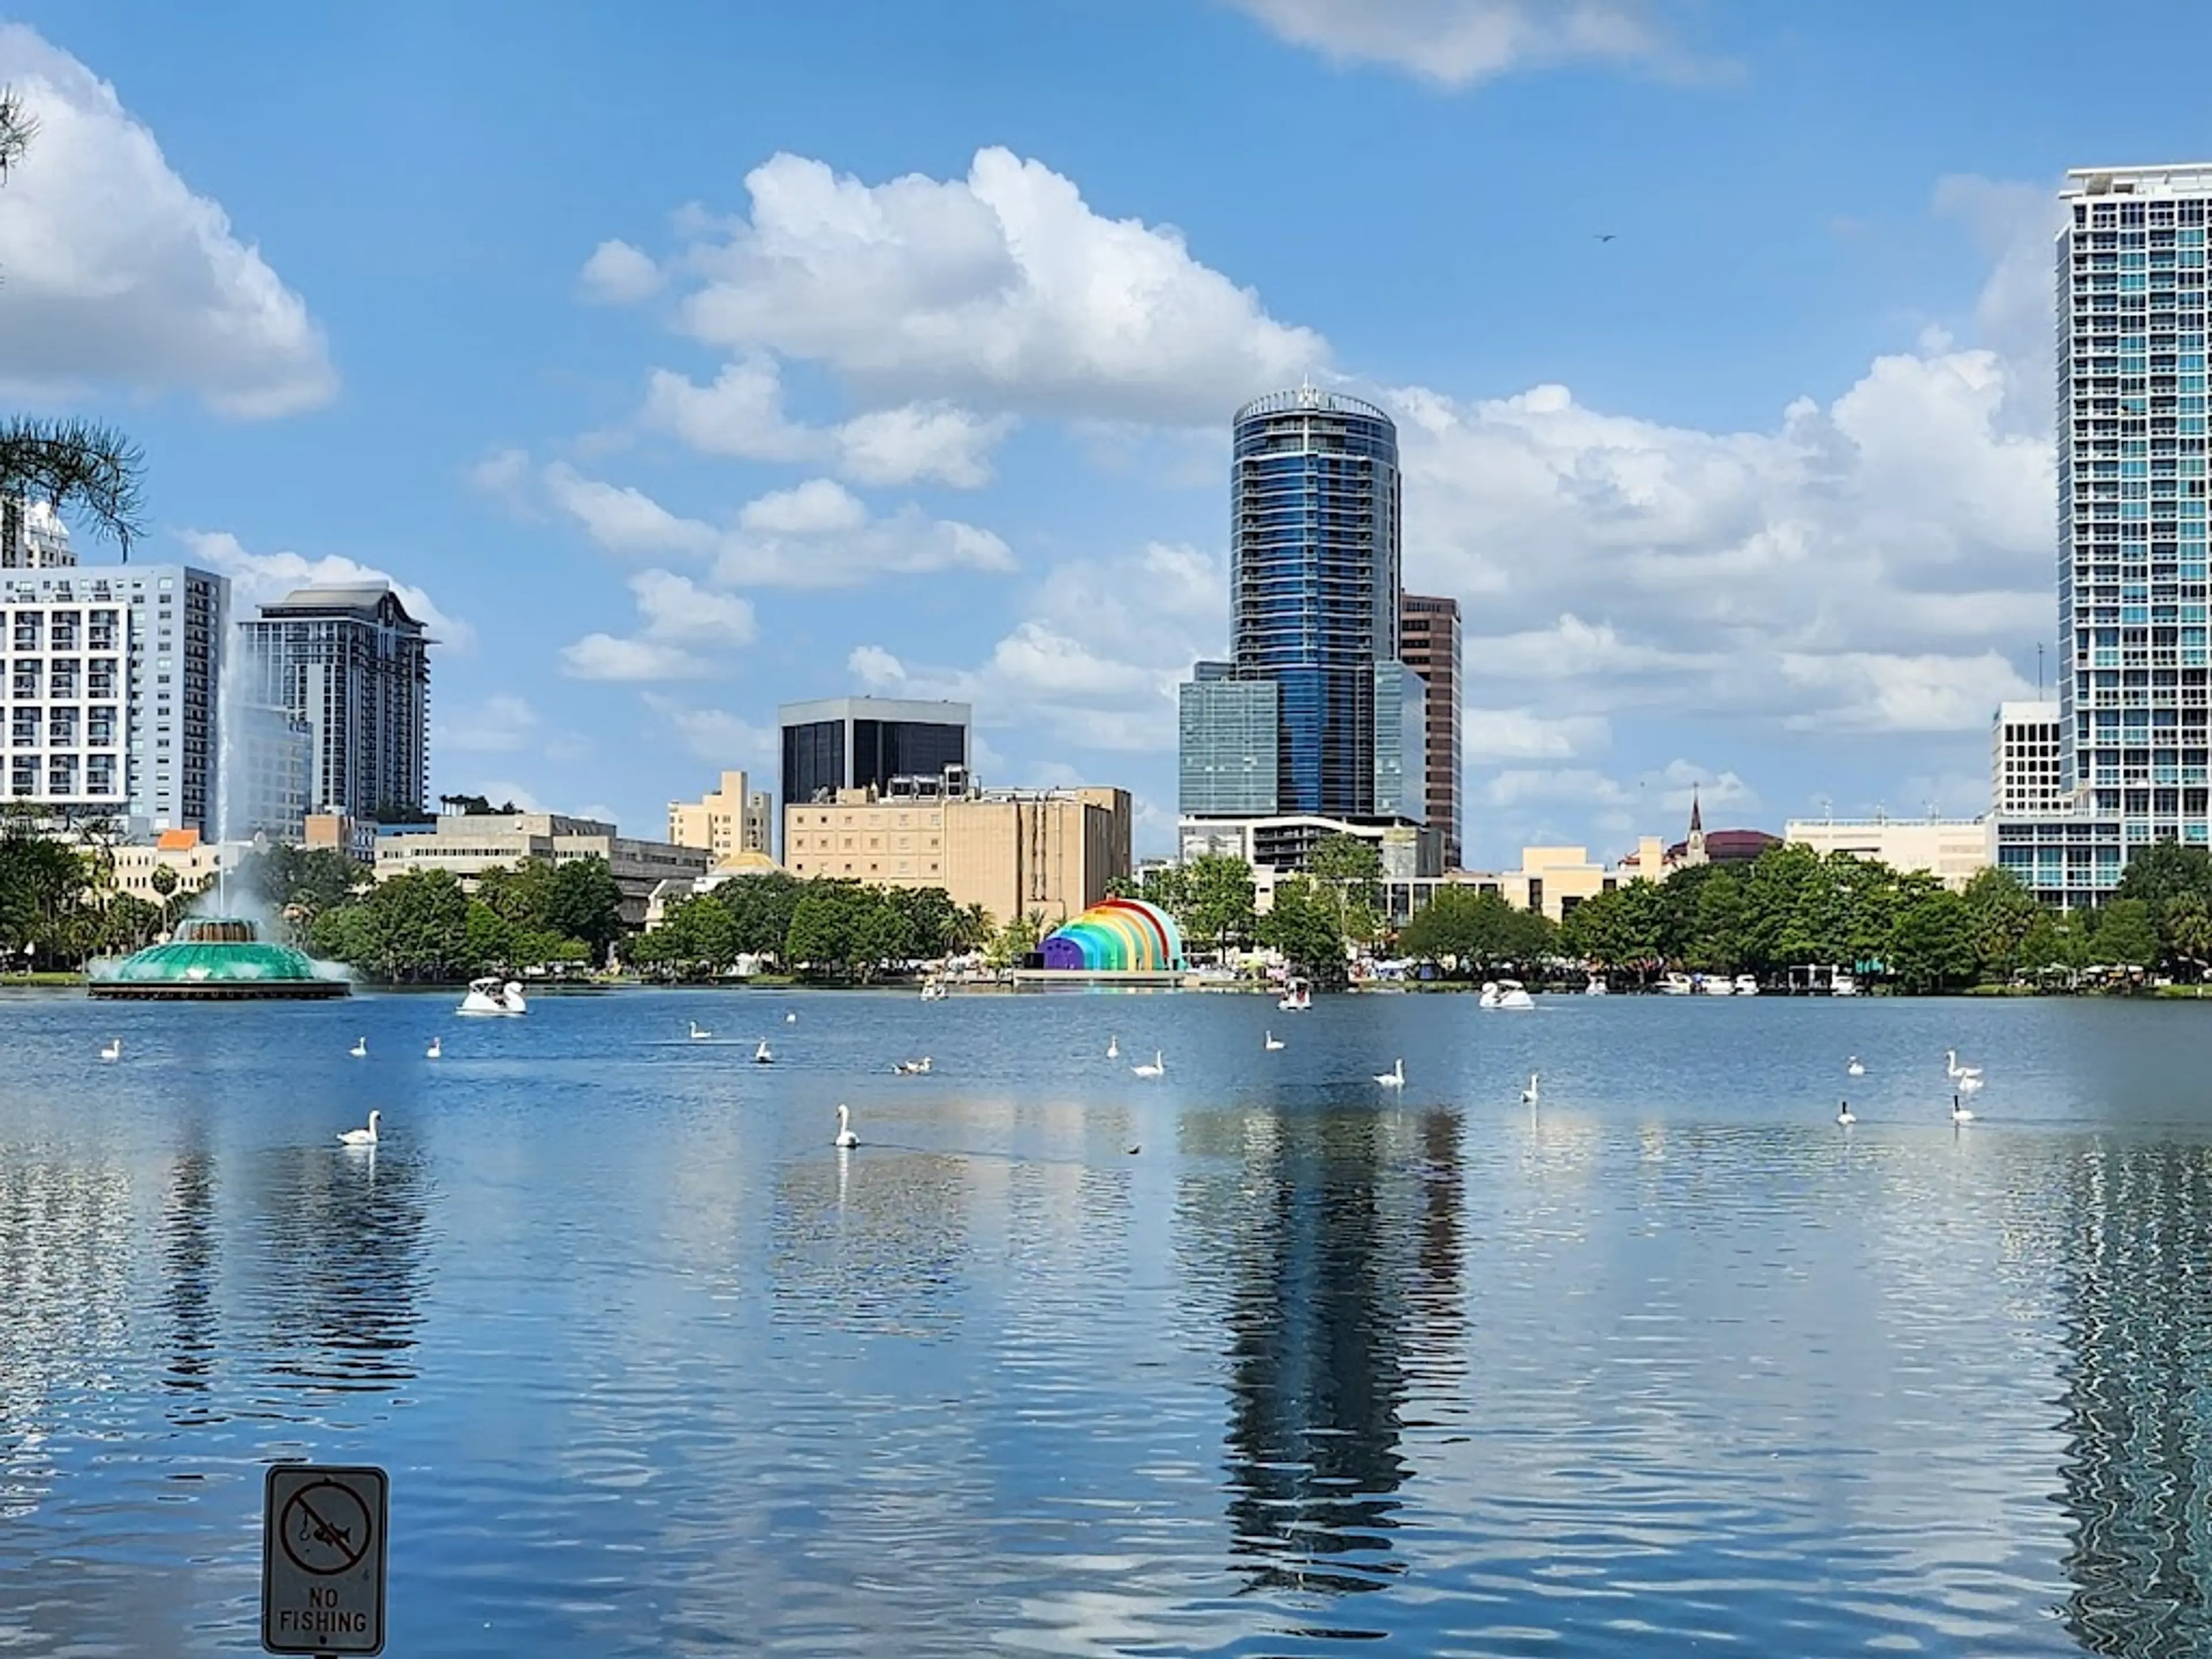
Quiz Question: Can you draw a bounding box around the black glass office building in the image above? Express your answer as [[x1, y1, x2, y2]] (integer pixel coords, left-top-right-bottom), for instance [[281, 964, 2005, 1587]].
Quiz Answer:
[[778, 696, 971, 825]]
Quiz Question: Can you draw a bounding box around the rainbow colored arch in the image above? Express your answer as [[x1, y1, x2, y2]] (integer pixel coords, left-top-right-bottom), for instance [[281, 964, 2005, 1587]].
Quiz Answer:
[[1041, 898, 1186, 972]]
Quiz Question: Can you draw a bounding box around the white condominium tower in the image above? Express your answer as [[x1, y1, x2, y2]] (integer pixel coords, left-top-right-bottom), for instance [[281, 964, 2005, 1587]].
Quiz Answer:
[[2058, 166, 2212, 860]]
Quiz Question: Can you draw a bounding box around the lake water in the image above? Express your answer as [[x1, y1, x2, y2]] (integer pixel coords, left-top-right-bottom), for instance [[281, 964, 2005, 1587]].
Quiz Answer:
[[4, 986, 2211, 1656]]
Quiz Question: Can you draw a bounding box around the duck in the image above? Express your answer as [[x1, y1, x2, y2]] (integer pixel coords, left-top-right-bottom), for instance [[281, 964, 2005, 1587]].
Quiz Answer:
[[426, 1036, 442, 1060], [834, 1104, 859, 1149], [1952, 1093, 1975, 1125], [1846, 1056, 1865, 1077], [1106, 1035, 1119, 1060], [893, 1056, 932, 1075], [1520, 1072, 1540, 1106], [1836, 1099, 1856, 1127], [1374, 1059, 1406, 1090], [1264, 1031, 1285, 1052], [349, 1037, 368, 1059], [99, 1037, 121, 1063], [754, 1040, 774, 1065], [689, 1021, 713, 1041], [1131, 1051, 1165, 1079], [337, 1109, 381, 1147]]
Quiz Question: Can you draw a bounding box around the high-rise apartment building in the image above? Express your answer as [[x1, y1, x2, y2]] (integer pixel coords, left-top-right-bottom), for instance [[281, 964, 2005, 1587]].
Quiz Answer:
[[1994, 700, 2065, 816], [1399, 593, 1463, 869], [1, 498, 77, 569], [668, 768, 774, 864], [779, 696, 970, 816], [240, 585, 431, 823], [0, 562, 226, 834], [1176, 388, 1429, 869]]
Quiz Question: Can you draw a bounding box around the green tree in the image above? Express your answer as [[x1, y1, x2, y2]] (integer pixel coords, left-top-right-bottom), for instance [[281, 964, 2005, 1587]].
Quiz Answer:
[[1559, 880, 1665, 973], [233, 844, 363, 925], [1401, 886, 1550, 971], [1886, 889, 1978, 993], [2162, 889, 2212, 978], [1178, 854, 1258, 955], [984, 908, 1043, 969], [2093, 897, 2162, 972], [2115, 839, 2212, 920], [543, 858, 625, 962], [1308, 834, 1383, 946], [1688, 870, 1747, 972], [309, 869, 472, 983], [1259, 875, 1349, 987], [1959, 866, 2040, 981]]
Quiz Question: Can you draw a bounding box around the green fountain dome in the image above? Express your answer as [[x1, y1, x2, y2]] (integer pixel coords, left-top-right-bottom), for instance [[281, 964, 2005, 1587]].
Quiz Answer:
[[89, 916, 350, 1000]]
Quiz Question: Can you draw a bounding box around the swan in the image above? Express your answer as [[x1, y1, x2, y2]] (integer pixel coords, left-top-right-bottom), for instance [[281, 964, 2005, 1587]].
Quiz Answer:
[[1846, 1056, 1865, 1077], [1264, 1031, 1285, 1052], [1520, 1072, 1540, 1106], [99, 1038, 120, 1062], [893, 1056, 931, 1075], [785, 1011, 798, 1024], [1106, 1035, 1119, 1059], [1957, 1071, 1984, 1096], [1836, 1099, 1856, 1127], [426, 1037, 442, 1060], [349, 1037, 368, 1059], [1132, 1051, 1165, 1079], [835, 1104, 859, 1149], [690, 1021, 712, 1041], [1952, 1093, 1975, 1124], [338, 1109, 380, 1147], [1374, 1059, 1406, 1089], [1945, 1048, 1983, 1081], [755, 1040, 773, 1065]]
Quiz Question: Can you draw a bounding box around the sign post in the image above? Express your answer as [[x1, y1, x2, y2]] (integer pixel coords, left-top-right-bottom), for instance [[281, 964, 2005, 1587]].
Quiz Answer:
[[261, 1463, 388, 1656]]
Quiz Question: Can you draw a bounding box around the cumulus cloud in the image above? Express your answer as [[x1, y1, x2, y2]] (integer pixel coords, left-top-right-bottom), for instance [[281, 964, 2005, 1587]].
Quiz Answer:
[[641, 698, 781, 767], [1224, 0, 1685, 88], [179, 529, 469, 649], [578, 238, 662, 304], [1777, 650, 2035, 735], [641, 358, 1014, 486], [1462, 709, 1611, 761], [641, 147, 1323, 425], [0, 26, 335, 416], [434, 693, 537, 754], [559, 568, 756, 682]]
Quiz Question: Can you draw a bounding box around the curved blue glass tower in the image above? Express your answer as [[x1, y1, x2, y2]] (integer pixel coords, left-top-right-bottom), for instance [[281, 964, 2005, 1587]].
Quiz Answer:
[[1231, 388, 1402, 817]]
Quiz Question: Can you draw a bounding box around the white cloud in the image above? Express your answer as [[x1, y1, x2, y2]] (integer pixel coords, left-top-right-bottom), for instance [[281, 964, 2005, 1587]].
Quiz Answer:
[[0, 26, 335, 416], [737, 477, 868, 536], [848, 644, 906, 690], [1461, 709, 1611, 761], [654, 147, 1324, 425], [179, 529, 470, 650], [559, 633, 711, 683], [540, 465, 721, 558], [651, 701, 780, 767], [1777, 650, 2035, 735], [434, 693, 537, 754], [578, 238, 663, 305], [641, 359, 1013, 486], [1225, 0, 1683, 88], [559, 569, 756, 682]]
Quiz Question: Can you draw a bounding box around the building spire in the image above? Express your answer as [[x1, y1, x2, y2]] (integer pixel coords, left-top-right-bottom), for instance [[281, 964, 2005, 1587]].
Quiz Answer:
[[1688, 787, 1703, 837]]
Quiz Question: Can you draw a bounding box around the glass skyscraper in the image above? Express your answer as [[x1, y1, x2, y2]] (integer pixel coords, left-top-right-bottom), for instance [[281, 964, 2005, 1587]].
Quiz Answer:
[[1177, 388, 1426, 865]]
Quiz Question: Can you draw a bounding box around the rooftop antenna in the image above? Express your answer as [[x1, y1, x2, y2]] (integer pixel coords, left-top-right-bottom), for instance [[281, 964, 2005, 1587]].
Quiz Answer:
[[2037, 642, 2045, 698]]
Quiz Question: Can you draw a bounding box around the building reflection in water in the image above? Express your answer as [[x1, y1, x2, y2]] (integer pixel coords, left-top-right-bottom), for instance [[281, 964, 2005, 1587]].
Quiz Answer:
[[160, 1138, 220, 1419], [2057, 1142, 2212, 1656], [1213, 1103, 1461, 1599]]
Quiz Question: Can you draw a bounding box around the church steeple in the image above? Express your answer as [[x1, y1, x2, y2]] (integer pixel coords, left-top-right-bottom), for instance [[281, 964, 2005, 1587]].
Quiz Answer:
[[1685, 787, 1708, 867], [1688, 788, 1703, 837]]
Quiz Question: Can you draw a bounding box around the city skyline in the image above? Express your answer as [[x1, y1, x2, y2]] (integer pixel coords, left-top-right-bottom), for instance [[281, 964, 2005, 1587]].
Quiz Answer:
[[7, 5, 2212, 864]]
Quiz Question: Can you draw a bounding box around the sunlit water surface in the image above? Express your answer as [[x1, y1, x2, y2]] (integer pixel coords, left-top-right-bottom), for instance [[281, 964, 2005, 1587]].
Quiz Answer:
[[3, 987, 2211, 1656]]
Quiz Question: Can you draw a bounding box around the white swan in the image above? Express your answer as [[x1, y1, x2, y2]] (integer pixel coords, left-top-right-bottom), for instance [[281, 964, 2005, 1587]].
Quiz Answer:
[[1106, 1034, 1119, 1059], [1264, 1031, 1285, 1052], [338, 1109, 380, 1147], [349, 1037, 368, 1059], [1836, 1100, 1856, 1127], [835, 1103, 859, 1149], [1520, 1072, 1540, 1106], [1945, 1048, 1983, 1081], [690, 1021, 712, 1041], [785, 1011, 798, 1024], [1846, 1056, 1865, 1077], [426, 1036, 442, 1060], [1132, 1051, 1165, 1079], [1957, 1071, 1984, 1096], [1374, 1059, 1406, 1089], [893, 1056, 931, 1075], [1952, 1093, 1975, 1124], [754, 1040, 773, 1065], [99, 1038, 120, 1062]]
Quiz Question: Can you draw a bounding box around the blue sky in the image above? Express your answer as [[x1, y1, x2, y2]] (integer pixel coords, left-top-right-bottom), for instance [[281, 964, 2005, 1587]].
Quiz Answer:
[[2, 1, 2207, 863]]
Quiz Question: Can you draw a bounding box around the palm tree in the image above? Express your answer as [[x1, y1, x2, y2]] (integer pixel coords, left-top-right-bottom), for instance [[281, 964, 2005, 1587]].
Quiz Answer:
[[0, 87, 145, 553]]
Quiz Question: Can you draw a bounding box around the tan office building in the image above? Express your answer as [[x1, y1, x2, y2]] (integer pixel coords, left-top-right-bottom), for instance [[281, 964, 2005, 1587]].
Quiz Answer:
[[373, 812, 710, 925], [667, 770, 774, 865], [783, 781, 1132, 928], [1784, 816, 1993, 891]]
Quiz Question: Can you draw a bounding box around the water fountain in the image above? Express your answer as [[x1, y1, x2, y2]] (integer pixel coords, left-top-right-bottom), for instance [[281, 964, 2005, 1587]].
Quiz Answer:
[[88, 915, 350, 999]]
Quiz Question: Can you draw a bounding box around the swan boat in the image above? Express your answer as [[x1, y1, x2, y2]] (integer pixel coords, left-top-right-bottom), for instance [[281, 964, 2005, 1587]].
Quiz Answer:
[[457, 976, 528, 1016], [1479, 979, 1535, 1010]]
